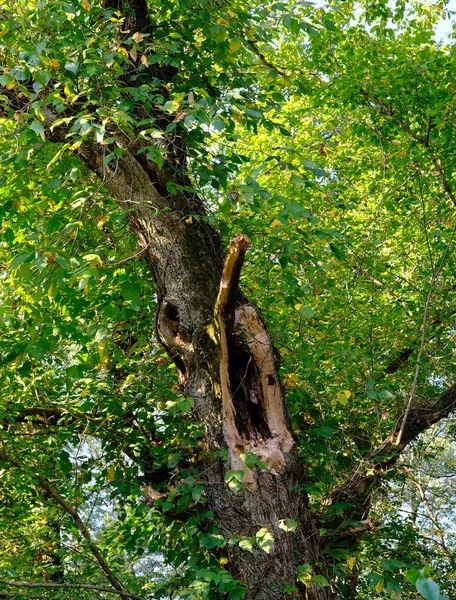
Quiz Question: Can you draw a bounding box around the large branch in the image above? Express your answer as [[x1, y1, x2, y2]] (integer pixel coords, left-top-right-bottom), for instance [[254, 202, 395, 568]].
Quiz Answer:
[[326, 383, 456, 528], [0, 580, 145, 600]]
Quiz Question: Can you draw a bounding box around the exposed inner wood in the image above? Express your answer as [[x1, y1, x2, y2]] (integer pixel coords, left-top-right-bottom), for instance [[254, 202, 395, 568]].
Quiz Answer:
[[216, 235, 294, 489]]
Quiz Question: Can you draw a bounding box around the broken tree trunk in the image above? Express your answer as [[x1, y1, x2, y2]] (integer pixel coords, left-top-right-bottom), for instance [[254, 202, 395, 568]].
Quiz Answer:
[[90, 142, 330, 599]]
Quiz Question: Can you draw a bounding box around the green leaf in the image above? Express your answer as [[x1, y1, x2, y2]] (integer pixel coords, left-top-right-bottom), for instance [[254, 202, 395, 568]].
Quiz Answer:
[[300, 306, 315, 318], [55, 254, 71, 270], [329, 243, 345, 261], [377, 390, 395, 399], [225, 470, 244, 492], [64, 61, 79, 74], [30, 121, 45, 140], [10, 252, 33, 270], [229, 587, 246, 600], [200, 533, 225, 549], [255, 527, 274, 553], [238, 537, 255, 552], [279, 519, 298, 532], [287, 201, 310, 217], [245, 108, 263, 119], [312, 575, 330, 588], [59, 450, 72, 474], [191, 484, 205, 502], [416, 578, 440, 600], [381, 559, 407, 571], [212, 115, 226, 131], [145, 145, 164, 168]]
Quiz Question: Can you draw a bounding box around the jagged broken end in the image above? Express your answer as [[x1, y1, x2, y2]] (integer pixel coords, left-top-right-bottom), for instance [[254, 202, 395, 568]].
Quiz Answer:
[[217, 236, 293, 492]]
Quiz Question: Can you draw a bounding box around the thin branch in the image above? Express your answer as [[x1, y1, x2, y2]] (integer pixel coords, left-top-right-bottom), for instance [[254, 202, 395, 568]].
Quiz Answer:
[[0, 580, 146, 600], [246, 39, 289, 77], [0, 444, 134, 600], [361, 88, 456, 208], [400, 468, 456, 568], [396, 220, 456, 445], [395, 273, 436, 446], [429, 154, 456, 206]]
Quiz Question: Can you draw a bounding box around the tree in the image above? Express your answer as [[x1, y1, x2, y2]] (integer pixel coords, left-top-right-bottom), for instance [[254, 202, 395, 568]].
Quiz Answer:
[[0, 0, 455, 598]]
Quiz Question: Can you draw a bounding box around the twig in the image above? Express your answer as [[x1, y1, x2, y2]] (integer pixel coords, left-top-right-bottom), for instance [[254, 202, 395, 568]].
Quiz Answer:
[[0, 580, 146, 600], [0, 444, 135, 600], [396, 220, 456, 446]]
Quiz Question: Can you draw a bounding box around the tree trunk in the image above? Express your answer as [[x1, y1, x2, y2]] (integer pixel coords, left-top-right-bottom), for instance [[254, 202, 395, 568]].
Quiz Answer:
[[78, 141, 330, 599]]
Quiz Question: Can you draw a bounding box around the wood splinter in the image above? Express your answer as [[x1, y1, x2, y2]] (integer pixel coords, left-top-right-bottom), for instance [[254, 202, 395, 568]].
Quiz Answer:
[[215, 235, 294, 490]]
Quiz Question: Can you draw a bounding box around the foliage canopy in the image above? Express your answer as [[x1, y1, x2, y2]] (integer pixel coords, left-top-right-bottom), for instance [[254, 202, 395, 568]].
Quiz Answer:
[[1, 0, 456, 598]]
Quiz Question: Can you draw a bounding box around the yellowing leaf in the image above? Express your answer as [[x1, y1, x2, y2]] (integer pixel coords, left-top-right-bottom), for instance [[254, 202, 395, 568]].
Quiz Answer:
[[229, 39, 242, 54], [297, 571, 312, 587], [97, 216, 108, 229], [279, 519, 298, 532], [69, 140, 83, 151], [107, 466, 115, 481], [47, 282, 57, 299], [336, 390, 351, 405], [219, 556, 228, 565], [375, 580, 383, 594], [347, 556, 356, 570], [81, 0, 91, 10], [129, 46, 137, 61], [80, 388, 88, 398], [140, 54, 149, 67], [117, 46, 129, 57], [132, 32, 144, 43], [271, 219, 282, 228], [43, 58, 61, 69], [166, 99, 180, 113]]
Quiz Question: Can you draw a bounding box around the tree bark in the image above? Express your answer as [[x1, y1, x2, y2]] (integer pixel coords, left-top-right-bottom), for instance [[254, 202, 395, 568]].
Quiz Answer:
[[79, 137, 330, 599]]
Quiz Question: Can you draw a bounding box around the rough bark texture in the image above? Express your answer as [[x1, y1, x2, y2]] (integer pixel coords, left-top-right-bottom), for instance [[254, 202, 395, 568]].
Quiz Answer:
[[85, 139, 330, 599], [3, 86, 333, 596]]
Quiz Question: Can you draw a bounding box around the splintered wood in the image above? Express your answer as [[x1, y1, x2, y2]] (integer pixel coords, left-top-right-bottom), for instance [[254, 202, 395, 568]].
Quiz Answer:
[[216, 235, 293, 490]]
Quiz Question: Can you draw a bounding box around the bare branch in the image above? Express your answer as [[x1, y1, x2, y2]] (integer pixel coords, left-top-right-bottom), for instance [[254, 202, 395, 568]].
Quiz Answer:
[[0, 579, 146, 600], [0, 445, 132, 600], [326, 382, 456, 527]]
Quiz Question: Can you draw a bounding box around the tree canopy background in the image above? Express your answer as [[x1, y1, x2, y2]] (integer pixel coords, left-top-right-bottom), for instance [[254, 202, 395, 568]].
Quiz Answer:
[[1, 0, 456, 599]]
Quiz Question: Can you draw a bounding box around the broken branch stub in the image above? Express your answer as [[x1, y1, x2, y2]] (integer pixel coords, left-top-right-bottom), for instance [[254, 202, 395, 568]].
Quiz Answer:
[[216, 235, 294, 490]]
